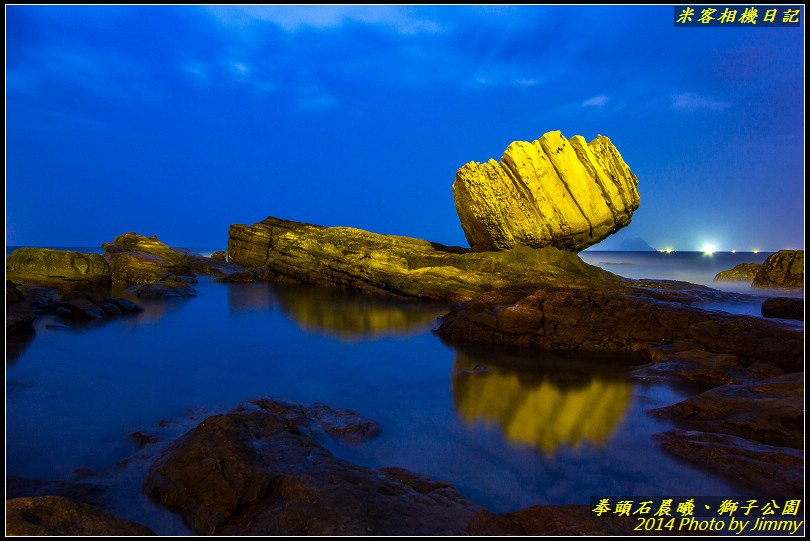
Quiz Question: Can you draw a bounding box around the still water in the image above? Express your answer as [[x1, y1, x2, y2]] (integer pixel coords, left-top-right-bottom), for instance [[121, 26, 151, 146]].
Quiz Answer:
[[6, 250, 790, 533]]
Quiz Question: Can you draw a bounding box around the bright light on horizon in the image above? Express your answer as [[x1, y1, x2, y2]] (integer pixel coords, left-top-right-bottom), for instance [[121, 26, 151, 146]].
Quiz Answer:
[[752, 249, 760, 254], [702, 244, 716, 255]]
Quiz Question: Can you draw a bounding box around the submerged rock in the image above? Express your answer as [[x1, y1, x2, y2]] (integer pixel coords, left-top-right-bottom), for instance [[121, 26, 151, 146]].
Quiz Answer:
[[6, 282, 35, 334], [6, 496, 154, 536], [125, 282, 198, 299], [6, 248, 110, 288], [453, 131, 639, 252], [714, 262, 761, 282], [653, 430, 803, 497], [752, 250, 803, 289], [55, 292, 143, 322], [227, 217, 617, 301], [761, 297, 803, 320]]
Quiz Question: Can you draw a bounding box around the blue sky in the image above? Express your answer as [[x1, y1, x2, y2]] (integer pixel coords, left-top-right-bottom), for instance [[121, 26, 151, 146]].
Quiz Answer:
[[6, 5, 804, 251]]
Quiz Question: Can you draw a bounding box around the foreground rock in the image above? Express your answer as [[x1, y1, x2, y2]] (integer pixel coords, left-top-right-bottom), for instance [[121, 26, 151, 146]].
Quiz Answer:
[[6, 475, 105, 508], [144, 400, 635, 535], [453, 131, 639, 252], [752, 250, 803, 289], [6, 282, 35, 334], [436, 287, 803, 379], [653, 430, 803, 496], [55, 292, 143, 321], [651, 373, 803, 449], [126, 282, 198, 299], [103, 232, 196, 286], [6, 496, 154, 536], [228, 217, 617, 301], [761, 297, 803, 320], [468, 505, 635, 536], [6, 248, 110, 288], [714, 262, 761, 282]]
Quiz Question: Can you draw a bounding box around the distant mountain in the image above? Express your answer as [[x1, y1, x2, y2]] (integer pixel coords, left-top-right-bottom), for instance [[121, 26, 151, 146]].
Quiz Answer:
[[618, 237, 656, 251]]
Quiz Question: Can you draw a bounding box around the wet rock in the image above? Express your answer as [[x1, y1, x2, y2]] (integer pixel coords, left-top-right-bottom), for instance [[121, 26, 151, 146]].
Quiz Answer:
[[129, 431, 159, 449], [144, 404, 478, 535], [714, 262, 761, 282], [6, 475, 105, 508], [210, 250, 227, 261], [453, 131, 639, 252], [125, 282, 198, 299], [246, 398, 381, 443], [6, 496, 154, 535], [650, 373, 803, 449], [6, 248, 110, 288], [184, 254, 244, 277], [436, 287, 803, 375], [215, 269, 265, 283], [103, 232, 195, 286], [653, 430, 803, 497], [761, 297, 803, 320], [18, 285, 59, 313], [6, 282, 35, 333], [752, 250, 803, 289], [54, 292, 143, 322], [228, 216, 617, 301]]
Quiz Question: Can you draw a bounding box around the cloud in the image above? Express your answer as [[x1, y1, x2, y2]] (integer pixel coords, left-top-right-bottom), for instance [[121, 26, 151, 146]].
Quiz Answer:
[[582, 95, 608, 107], [205, 6, 441, 35], [672, 92, 731, 111]]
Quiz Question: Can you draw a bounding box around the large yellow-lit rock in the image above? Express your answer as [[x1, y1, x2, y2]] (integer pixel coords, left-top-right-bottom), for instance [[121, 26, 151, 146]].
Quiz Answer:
[[453, 131, 639, 252]]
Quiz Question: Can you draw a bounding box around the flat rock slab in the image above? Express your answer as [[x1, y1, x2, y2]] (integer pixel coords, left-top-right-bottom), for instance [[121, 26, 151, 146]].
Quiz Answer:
[[6, 496, 154, 536]]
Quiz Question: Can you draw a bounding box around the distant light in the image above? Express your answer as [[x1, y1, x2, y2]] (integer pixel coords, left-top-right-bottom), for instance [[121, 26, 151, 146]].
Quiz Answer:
[[731, 250, 736, 254], [658, 247, 674, 254], [752, 249, 759, 254], [665, 248, 673, 254], [702, 244, 716, 255]]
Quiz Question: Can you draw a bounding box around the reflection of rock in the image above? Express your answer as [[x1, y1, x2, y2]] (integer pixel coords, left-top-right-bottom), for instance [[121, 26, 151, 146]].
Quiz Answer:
[[761, 297, 803, 320], [6, 496, 154, 536], [6, 248, 110, 288], [752, 250, 803, 289], [453, 131, 639, 252], [275, 285, 447, 339], [653, 430, 802, 497], [226, 282, 278, 311], [228, 217, 617, 301], [714, 263, 761, 282], [451, 353, 633, 455], [6, 327, 35, 364]]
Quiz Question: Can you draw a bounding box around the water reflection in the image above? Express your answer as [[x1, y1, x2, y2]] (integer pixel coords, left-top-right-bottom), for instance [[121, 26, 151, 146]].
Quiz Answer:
[[6, 328, 35, 365], [273, 285, 448, 341], [451, 348, 634, 456]]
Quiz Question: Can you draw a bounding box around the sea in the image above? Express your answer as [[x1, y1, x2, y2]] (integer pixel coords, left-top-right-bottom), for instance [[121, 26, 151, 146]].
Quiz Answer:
[[5, 249, 803, 534]]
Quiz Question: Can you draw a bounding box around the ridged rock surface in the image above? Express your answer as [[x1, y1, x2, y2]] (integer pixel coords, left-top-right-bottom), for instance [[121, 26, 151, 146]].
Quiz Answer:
[[453, 131, 639, 252], [102, 233, 196, 286], [227, 217, 617, 301], [714, 262, 761, 282], [752, 250, 803, 289]]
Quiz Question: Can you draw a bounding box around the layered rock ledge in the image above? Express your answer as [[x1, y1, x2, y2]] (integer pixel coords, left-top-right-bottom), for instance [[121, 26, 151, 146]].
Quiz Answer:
[[453, 131, 639, 252], [227, 217, 617, 301]]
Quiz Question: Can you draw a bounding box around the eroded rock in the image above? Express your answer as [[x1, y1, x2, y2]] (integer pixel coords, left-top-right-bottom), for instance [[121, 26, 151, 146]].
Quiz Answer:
[[103, 233, 195, 286], [6, 496, 154, 536], [714, 262, 761, 282], [752, 250, 803, 289], [453, 131, 639, 252], [6, 248, 110, 288]]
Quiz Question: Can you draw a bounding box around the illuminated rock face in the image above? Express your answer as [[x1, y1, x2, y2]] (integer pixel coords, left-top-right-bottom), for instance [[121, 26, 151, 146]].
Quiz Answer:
[[752, 250, 803, 289], [451, 355, 633, 456], [6, 248, 111, 288], [453, 131, 639, 252]]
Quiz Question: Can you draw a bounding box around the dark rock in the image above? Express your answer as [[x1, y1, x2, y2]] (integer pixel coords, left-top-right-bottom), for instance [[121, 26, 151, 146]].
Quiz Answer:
[[714, 262, 761, 282], [6, 248, 110, 288], [129, 431, 159, 449], [18, 285, 59, 312], [184, 254, 244, 277], [6, 475, 105, 508], [6, 327, 35, 363], [761, 297, 803, 320], [108, 296, 145, 313], [144, 405, 478, 535], [650, 373, 803, 449], [125, 282, 198, 299], [436, 287, 803, 375], [752, 250, 803, 289], [228, 216, 618, 301], [56, 292, 107, 321], [6, 282, 35, 333], [468, 504, 637, 535], [653, 430, 803, 497], [210, 250, 227, 261], [6, 496, 154, 536], [246, 399, 381, 443], [215, 269, 265, 283]]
